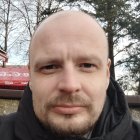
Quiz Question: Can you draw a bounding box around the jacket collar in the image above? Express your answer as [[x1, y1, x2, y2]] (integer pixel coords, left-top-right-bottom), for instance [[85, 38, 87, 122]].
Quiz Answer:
[[15, 78, 132, 140]]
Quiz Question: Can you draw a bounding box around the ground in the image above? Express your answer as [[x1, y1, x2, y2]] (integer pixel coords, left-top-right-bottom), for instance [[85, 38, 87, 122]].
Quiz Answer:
[[130, 109, 140, 122], [0, 99, 19, 115]]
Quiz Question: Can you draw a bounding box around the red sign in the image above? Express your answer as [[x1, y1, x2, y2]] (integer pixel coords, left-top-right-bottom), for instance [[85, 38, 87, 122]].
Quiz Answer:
[[0, 66, 29, 89]]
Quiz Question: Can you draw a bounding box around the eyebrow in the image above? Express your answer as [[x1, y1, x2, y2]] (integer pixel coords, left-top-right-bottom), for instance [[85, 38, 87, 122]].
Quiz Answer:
[[34, 57, 61, 70], [76, 55, 103, 66], [33, 54, 103, 70]]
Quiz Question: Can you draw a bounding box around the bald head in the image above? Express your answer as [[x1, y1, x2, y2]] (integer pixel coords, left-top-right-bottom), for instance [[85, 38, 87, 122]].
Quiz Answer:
[[29, 11, 108, 61], [29, 11, 111, 135]]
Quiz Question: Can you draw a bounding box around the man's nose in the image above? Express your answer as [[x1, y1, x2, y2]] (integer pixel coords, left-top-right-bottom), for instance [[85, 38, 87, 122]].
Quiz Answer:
[[58, 69, 81, 94]]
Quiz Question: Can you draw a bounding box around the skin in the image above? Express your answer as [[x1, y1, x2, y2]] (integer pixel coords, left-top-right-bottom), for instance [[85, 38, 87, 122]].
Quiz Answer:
[[29, 11, 111, 136]]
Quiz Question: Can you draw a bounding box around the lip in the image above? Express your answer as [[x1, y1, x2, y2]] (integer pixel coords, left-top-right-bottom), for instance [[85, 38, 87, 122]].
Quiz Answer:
[[51, 105, 85, 115]]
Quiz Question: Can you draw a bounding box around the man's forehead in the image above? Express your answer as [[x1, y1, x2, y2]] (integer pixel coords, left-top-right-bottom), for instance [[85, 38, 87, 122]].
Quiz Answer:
[[33, 11, 104, 37], [29, 11, 108, 59]]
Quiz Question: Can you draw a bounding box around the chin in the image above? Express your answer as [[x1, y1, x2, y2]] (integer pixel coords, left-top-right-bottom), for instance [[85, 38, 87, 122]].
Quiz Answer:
[[41, 112, 96, 136]]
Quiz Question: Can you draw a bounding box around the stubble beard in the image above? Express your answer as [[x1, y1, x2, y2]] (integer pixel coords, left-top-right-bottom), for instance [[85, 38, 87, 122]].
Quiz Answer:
[[42, 111, 96, 136], [33, 94, 101, 136]]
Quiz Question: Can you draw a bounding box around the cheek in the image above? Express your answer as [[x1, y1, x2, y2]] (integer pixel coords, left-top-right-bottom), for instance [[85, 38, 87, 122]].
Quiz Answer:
[[31, 82, 52, 119], [82, 78, 107, 108], [83, 77, 107, 97], [31, 76, 60, 112], [30, 74, 58, 95]]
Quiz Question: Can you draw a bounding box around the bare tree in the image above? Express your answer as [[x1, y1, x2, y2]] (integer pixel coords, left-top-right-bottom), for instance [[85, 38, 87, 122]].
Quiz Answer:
[[0, 0, 69, 66], [0, 0, 12, 67]]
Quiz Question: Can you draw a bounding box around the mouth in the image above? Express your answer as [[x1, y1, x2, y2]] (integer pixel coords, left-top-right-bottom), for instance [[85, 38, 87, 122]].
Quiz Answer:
[[51, 104, 86, 115]]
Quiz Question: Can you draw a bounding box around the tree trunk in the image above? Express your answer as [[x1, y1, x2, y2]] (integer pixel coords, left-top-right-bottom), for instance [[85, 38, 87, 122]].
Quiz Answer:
[[105, 1, 115, 79], [137, 79, 140, 95], [107, 22, 115, 79], [4, 0, 11, 66], [4, 24, 8, 53], [36, 0, 42, 25], [108, 35, 115, 79], [2, 61, 6, 68]]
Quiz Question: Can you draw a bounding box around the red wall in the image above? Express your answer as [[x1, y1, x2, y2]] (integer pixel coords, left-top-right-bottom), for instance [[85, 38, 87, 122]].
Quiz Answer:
[[0, 66, 29, 90]]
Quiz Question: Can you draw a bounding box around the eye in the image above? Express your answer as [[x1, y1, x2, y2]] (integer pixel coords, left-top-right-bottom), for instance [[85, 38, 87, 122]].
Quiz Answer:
[[40, 64, 61, 74], [44, 64, 59, 69], [80, 63, 94, 68], [79, 63, 96, 72]]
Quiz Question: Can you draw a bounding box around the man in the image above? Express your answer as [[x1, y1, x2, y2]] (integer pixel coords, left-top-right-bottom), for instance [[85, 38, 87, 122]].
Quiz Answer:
[[0, 11, 140, 140]]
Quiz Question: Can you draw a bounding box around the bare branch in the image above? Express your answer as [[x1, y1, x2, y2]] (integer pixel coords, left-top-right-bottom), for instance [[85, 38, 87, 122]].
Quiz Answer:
[[114, 43, 134, 57]]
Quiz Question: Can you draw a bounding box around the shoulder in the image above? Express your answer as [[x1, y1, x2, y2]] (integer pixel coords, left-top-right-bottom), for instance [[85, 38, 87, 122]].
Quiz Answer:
[[0, 112, 17, 128], [128, 120, 140, 140], [0, 113, 17, 140], [132, 120, 140, 132]]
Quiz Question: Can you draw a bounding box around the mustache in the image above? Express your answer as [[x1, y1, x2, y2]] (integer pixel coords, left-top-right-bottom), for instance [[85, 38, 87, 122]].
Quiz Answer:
[[47, 94, 91, 108]]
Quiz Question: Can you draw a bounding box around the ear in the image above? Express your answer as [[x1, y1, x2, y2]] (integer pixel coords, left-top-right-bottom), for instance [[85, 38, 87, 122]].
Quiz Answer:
[[106, 58, 111, 89], [27, 62, 30, 70], [29, 81, 32, 91], [27, 63, 32, 90]]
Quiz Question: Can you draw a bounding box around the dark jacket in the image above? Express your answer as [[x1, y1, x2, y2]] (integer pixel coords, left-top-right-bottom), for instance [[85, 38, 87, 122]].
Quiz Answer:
[[0, 79, 140, 140]]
